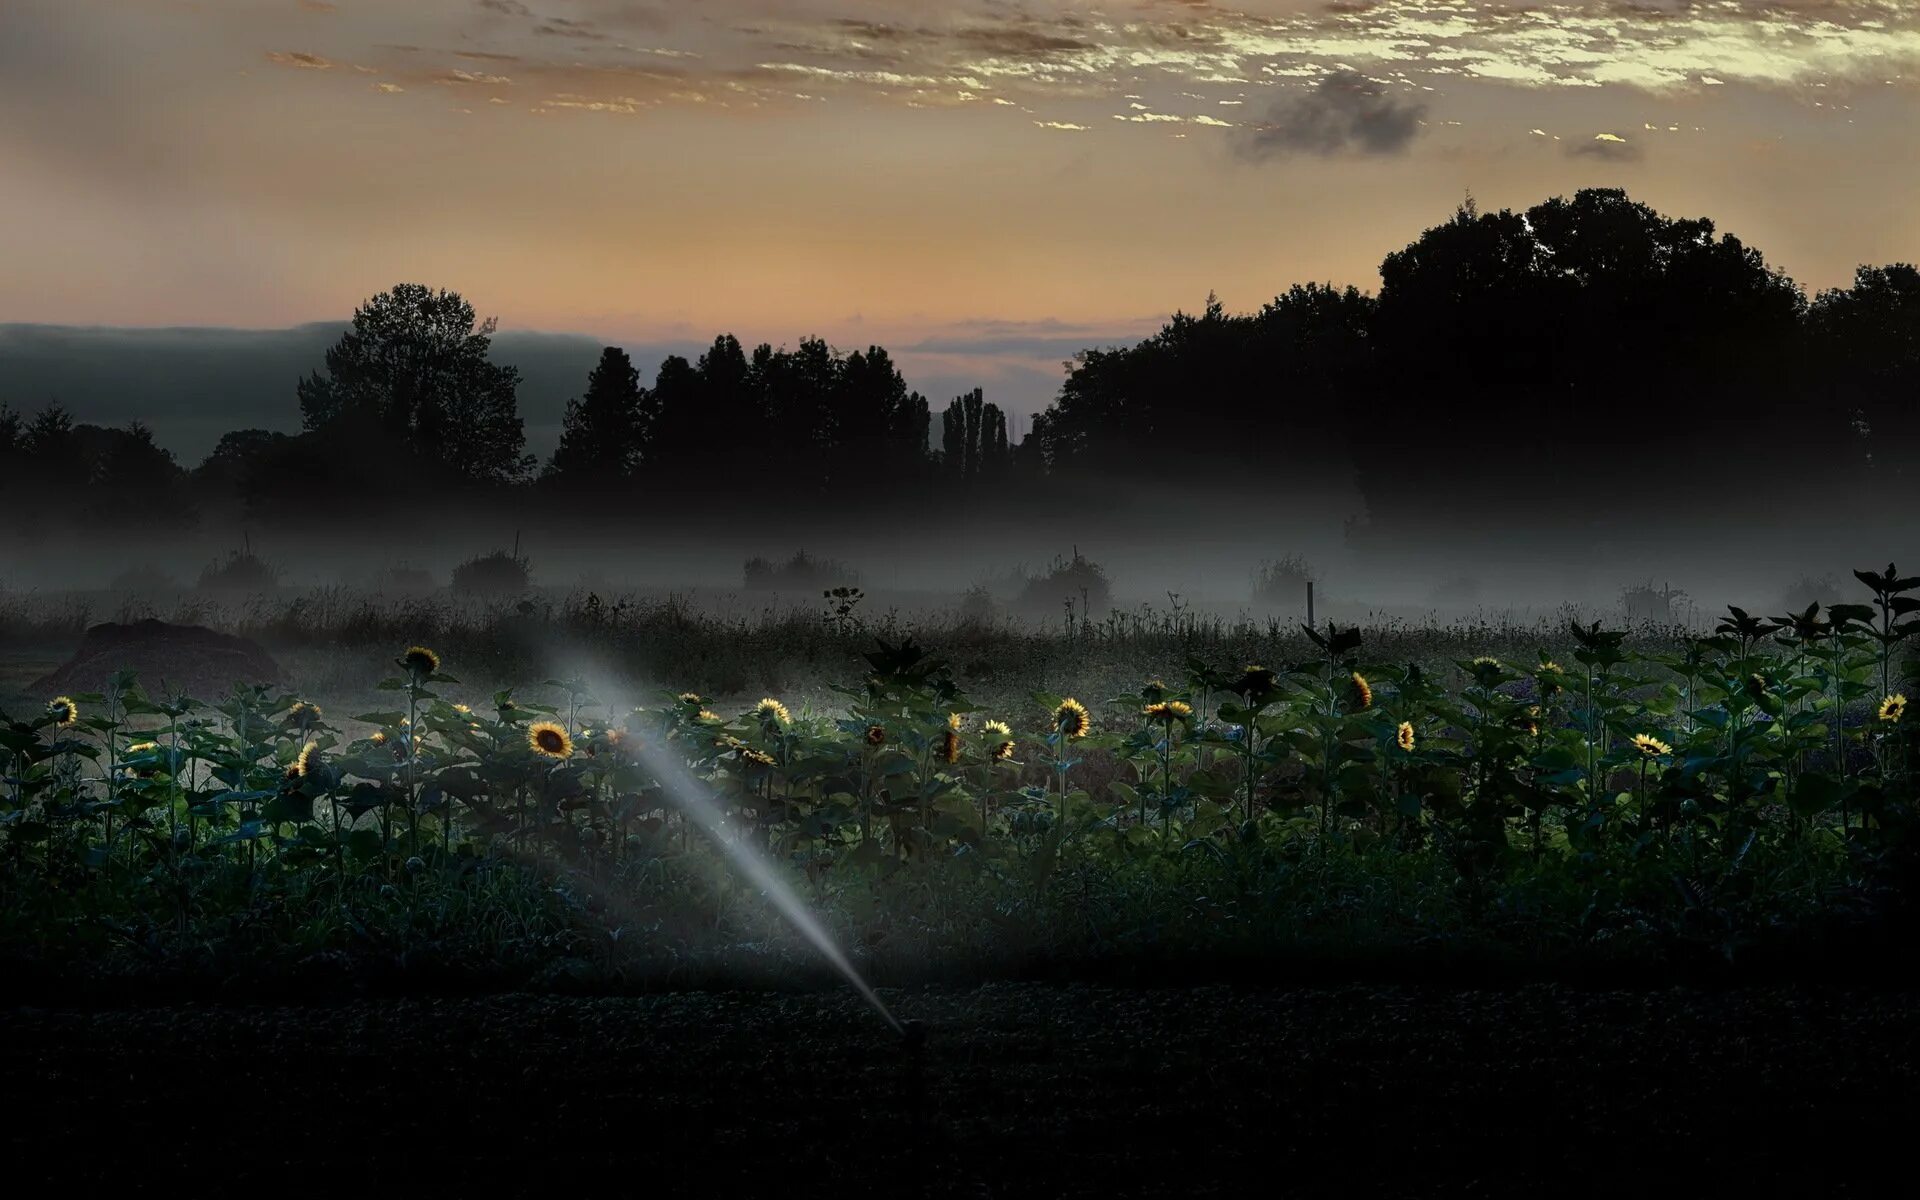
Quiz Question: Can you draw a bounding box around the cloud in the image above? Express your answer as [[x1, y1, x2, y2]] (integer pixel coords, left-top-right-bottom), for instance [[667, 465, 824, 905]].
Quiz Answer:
[[1567, 132, 1644, 161], [265, 51, 333, 70], [1235, 70, 1425, 160]]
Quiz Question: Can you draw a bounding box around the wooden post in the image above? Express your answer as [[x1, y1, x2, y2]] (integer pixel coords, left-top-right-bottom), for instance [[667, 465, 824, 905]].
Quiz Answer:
[[1307, 580, 1315, 629]]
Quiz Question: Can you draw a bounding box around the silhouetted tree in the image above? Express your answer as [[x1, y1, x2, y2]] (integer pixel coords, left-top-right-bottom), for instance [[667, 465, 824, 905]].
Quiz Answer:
[[546, 346, 651, 485], [297, 284, 532, 485], [1808, 263, 1920, 486]]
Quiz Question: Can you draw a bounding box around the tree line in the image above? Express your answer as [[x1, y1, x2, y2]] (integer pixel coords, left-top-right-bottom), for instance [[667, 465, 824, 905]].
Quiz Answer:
[[4, 188, 1918, 540]]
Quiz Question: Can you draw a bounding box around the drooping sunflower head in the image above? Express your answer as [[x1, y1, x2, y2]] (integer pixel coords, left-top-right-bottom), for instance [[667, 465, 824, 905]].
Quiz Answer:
[[1521, 705, 1543, 738], [696, 709, 723, 724], [1745, 673, 1769, 701], [1630, 733, 1672, 760], [1234, 664, 1278, 698], [400, 645, 440, 681], [1144, 700, 1194, 724], [286, 741, 318, 781], [740, 746, 777, 768], [755, 698, 792, 728], [1536, 660, 1565, 696], [127, 740, 159, 755], [1879, 693, 1908, 724], [982, 720, 1015, 761], [452, 702, 472, 716], [369, 730, 389, 747], [1348, 672, 1373, 712], [289, 700, 322, 728], [1141, 679, 1168, 704], [940, 723, 962, 765], [528, 721, 573, 760], [47, 696, 79, 728], [678, 691, 703, 707], [1054, 697, 1091, 740], [865, 724, 887, 747], [1396, 721, 1415, 753]]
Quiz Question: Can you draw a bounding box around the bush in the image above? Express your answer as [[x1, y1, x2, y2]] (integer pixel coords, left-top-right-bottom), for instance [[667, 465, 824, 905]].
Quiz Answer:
[[959, 584, 996, 624], [1781, 573, 1840, 613], [1018, 549, 1112, 616], [1621, 581, 1687, 623], [453, 550, 532, 596], [743, 549, 858, 591], [197, 550, 278, 593], [1252, 554, 1315, 608]]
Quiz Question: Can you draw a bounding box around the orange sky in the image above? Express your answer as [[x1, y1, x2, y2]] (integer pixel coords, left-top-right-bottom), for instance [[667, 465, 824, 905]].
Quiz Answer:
[[4, 1, 1920, 413]]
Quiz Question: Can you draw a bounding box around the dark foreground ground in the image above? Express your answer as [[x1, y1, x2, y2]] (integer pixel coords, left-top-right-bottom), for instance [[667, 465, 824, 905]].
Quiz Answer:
[[5, 983, 1916, 1196]]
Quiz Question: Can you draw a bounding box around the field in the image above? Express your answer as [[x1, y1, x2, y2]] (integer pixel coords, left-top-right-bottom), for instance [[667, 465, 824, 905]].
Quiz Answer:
[[3, 570, 1918, 1188], [3, 567, 1916, 990]]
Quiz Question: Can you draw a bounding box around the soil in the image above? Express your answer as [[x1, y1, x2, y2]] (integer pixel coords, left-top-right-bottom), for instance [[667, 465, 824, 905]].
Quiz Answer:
[[29, 618, 282, 697], [4, 982, 1915, 1195]]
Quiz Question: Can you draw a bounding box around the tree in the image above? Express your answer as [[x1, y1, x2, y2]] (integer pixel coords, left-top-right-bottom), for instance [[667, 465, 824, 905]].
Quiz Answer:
[[1808, 264, 1920, 484], [546, 347, 651, 486], [297, 284, 532, 484]]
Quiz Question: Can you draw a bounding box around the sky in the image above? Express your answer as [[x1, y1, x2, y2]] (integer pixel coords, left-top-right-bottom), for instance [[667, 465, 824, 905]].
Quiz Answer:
[[4, 0, 1920, 430]]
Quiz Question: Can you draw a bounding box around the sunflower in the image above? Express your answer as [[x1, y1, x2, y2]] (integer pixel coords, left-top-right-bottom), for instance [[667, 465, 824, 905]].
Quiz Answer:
[[452, 703, 472, 715], [696, 709, 723, 723], [1234, 664, 1278, 698], [865, 724, 887, 747], [1471, 656, 1502, 671], [47, 696, 78, 728], [369, 730, 389, 747], [740, 747, 777, 768], [400, 645, 440, 680], [289, 700, 322, 728], [1879, 693, 1907, 724], [1141, 679, 1167, 704], [528, 721, 573, 760], [286, 741, 318, 781], [1349, 672, 1373, 712], [1520, 705, 1543, 738], [1745, 673, 1769, 701], [1630, 733, 1672, 759], [1396, 721, 1415, 753], [1054, 698, 1091, 740], [678, 692, 702, 706], [1536, 660, 1565, 696], [1144, 700, 1194, 723], [127, 740, 159, 754], [755, 698, 792, 727], [982, 720, 1015, 761]]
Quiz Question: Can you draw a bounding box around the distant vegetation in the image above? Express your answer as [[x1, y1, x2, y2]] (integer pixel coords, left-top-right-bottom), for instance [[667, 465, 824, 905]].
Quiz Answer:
[[452, 548, 532, 596], [743, 549, 858, 592], [4, 188, 1918, 555]]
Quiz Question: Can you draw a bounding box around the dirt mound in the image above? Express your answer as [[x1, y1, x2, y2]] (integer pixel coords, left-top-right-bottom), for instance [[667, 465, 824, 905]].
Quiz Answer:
[[31, 619, 283, 698]]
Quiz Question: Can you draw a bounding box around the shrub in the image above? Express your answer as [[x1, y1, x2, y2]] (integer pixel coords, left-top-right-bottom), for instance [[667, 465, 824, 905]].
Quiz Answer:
[[743, 549, 858, 591], [197, 550, 278, 593], [1252, 554, 1315, 608], [453, 549, 532, 596], [1018, 549, 1112, 616]]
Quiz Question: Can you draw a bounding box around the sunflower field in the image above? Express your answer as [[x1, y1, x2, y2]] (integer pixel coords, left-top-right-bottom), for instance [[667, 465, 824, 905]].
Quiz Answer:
[[3, 565, 1918, 990]]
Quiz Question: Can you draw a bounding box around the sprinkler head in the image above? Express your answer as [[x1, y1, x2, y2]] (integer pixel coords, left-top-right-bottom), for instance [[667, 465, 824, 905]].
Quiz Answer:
[[900, 1019, 927, 1050]]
